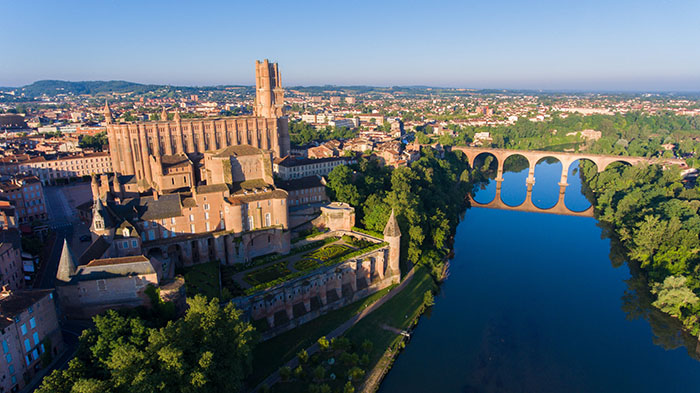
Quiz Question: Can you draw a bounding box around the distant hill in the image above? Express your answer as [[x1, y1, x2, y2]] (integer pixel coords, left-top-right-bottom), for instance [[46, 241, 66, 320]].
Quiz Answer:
[[3, 80, 256, 99], [17, 80, 165, 97]]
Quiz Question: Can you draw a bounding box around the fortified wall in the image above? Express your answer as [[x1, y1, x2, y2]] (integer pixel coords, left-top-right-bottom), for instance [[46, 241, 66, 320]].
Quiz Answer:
[[233, 211, 402, 340]]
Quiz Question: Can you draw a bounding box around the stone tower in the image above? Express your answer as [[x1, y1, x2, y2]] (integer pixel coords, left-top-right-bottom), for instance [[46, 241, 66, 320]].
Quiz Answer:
[[383, 209, 401, 276], [56, 239, 77, 284], [103, 101, 113, 124], [255, 59, 284, 118], [90, 199, 111, 240]]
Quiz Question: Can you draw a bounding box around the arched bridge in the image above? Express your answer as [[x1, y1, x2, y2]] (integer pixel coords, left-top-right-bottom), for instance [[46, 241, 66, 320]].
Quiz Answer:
[[451, 146, 687, 217]]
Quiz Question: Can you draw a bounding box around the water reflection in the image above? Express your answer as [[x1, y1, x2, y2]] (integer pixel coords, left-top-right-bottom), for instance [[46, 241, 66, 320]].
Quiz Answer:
[[471, 158, 592, 212], [531, 158, 562, 209], [564, 160, 594, 212], [378, 158, 700, 393], [500, 155, 527, 207]]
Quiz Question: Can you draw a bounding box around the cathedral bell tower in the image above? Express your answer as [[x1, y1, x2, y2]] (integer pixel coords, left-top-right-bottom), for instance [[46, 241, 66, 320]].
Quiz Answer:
[[254, 59, 284, 118]]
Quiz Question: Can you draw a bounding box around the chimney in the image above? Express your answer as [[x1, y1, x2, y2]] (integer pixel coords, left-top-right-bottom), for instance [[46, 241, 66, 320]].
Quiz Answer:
[[152, 189, 159, 201]]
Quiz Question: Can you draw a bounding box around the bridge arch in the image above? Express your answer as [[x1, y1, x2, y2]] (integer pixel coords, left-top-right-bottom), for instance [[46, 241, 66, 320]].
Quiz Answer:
[[601, 159, 634, 172], [564, 159, 597, 213], [472, 152, 499, 174], [500, 154, 530, 207], [531, 157, 563, 209]]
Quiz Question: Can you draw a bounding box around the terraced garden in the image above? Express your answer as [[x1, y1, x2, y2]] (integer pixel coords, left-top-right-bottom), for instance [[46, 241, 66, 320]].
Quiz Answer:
[[243, 262, 292, 286], [293, 244, 353, 271], [234, 235, 385, 294]]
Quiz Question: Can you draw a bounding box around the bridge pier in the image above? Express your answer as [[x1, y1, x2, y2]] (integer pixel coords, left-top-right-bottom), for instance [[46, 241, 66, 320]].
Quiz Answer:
[[527, 161, 536, 185], [494, 180, 503, 203]]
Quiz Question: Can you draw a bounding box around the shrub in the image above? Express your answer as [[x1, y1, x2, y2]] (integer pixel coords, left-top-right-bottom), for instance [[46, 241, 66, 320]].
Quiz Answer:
[[313, 365, 326, 381], [279, 366, 291, 381], [424, 290, 435, 307], [344, 381, 356, 393], [297, 349, 309, 364], [317, 336, 330, 351]]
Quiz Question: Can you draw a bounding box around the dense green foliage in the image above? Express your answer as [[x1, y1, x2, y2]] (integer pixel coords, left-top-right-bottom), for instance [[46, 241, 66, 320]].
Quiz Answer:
[[431, 112, 700, 165], [36, 296, 255, 393], [289, 121, 357, 146], [580, 162, 700, 335], [326, 149, 472, 278]]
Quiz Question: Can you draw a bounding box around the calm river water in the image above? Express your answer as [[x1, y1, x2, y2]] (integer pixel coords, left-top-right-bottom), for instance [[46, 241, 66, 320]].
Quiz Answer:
[[378, 160, 700, 393]]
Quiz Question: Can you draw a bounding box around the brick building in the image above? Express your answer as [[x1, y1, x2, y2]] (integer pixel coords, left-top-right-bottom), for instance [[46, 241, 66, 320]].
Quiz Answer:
[[14, 152, 113, 185], [0, 202, 18, 230], [273, 156, 355, 180], [275, 176, 329, 207], [0, 288, 64, 392], [0, 230, 24, 291], [0, 175, 47, 224]]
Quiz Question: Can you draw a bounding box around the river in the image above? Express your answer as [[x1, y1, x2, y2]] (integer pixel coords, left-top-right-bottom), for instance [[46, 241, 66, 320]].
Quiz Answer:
[[378, 160, 700, 393]]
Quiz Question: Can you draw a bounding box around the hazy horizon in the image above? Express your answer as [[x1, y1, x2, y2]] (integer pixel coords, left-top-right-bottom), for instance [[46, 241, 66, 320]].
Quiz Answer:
[[2, 0, 699, 91]]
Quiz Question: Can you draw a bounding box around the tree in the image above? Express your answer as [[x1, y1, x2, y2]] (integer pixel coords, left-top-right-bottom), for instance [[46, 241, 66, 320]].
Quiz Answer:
[[424, 290, 435, 307], [79, 132, 108, 151], [317, 336, 330, 352], [651, 276, 700, 319], [326, 166, 360, 206], [36, 295, 255, 393], [313, 365, 325, 381], [344, 381, 356, 393], [279, 366, 292, 381], [297, 349, 309, 364]]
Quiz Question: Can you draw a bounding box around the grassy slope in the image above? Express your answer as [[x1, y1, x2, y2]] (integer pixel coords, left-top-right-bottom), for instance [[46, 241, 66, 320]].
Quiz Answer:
[[345, 267, 436, 366], [248, 286, 392, 386]]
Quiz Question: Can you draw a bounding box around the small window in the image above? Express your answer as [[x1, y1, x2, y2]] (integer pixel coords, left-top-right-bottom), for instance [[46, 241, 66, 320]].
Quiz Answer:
[[97, 280, 106, 291], [29, 318, 35, 329], [20, 324, 26, 335]]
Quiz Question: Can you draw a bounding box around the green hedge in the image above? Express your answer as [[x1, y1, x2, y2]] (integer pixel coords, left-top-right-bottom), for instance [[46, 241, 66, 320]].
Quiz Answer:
[[230, 237, 340, 273], [351, 227, 384, 239]]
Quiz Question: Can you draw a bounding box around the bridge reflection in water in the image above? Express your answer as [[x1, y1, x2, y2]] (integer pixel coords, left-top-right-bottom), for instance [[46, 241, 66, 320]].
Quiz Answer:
[[453, 146, 687, 218], [470, 179, 594, 217]]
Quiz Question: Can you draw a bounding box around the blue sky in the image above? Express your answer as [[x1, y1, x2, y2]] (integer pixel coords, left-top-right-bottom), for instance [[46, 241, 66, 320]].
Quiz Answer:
[[1, 0, 699, 91]]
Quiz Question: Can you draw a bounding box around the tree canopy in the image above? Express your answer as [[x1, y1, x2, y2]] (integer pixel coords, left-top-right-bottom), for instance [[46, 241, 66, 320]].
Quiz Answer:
[[326, 149, 472, 278], [37, 295, 256, 393], [581, 161, 700, 335]]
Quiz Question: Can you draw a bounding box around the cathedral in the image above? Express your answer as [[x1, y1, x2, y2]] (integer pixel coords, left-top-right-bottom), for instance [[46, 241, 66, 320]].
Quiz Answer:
[[56, 60, 294, 316], [104, 59, 290, 193]]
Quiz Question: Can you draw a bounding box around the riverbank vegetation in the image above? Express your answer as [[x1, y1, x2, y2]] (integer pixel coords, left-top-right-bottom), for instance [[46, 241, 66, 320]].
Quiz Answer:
[[579, 162, 700, 337], [326, 148, 472, 279], [248, 287, 392, 387]]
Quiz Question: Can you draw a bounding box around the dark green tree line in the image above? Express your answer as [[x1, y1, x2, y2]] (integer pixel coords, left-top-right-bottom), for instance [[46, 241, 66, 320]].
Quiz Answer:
[[37, 295, 255, 393]]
